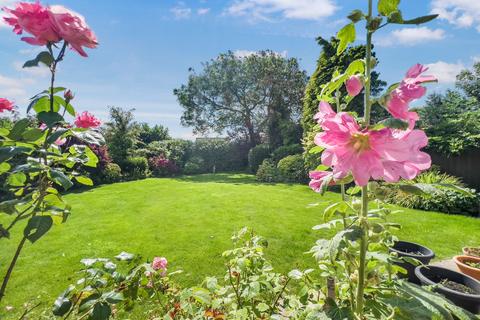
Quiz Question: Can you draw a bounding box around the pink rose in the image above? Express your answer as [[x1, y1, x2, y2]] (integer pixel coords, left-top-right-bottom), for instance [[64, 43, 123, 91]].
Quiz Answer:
[[152, 257, 168, 271], [48, 5, 98, 57], [74, 111, 101, 129], [0, 98, 14, 113], [3, 2, 60, 45], [345, 75, 363, 97]]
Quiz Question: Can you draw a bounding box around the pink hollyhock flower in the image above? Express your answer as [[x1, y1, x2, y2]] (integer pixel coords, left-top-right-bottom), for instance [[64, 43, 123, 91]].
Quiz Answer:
[[345, 75, 363, 97], [0, 98, 14, 113], [314, 101, 336, 125], [48, 5, 98, 57], [314, 110, 430, 186], [152, 257, 168, 271], [2, 2, 60, 45], [54, 138, 66, 146], [74, 111, 101, 128], [309, 171, 340, 193], [386, 64, 436, 125]]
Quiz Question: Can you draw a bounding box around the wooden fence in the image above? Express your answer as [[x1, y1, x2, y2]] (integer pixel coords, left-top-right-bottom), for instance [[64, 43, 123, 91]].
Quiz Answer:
[[429, 149, 480, 189]]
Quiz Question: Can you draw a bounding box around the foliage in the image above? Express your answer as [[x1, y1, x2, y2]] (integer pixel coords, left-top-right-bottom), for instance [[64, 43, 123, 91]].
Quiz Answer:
[[137, 122, 170, 145], [255, 159, 279, 183], [247, 144, 271, 173], [192, 138, 230, 173], [271, 144, 303, 163], [147, 139, 193, 169], [122, 156, 149, 180], [418, 90, 480, 155], [277, 154, 307, 183], [97, 163, 122, 184], [174, 50, 307, 148], [456, 61, 480, 102], [103, 107, 138, 164], [384, 168, 479, 216], [0, 40, 102, 304], [149, 155, 178, 177], [183, 156, 205, 175]]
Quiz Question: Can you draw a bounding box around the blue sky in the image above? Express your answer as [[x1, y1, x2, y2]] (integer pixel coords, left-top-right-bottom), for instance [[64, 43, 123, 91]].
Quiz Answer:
[[1, 0, 479, 139]]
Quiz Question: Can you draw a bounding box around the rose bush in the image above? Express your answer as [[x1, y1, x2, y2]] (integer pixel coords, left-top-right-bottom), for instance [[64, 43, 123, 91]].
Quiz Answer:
[[0, 0, 101, 308]]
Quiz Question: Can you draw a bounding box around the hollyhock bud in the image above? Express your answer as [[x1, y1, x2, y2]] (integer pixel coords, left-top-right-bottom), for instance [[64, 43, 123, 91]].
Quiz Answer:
[[74, 111, 101, 129], [345, 75, 363, 97], [0, 98, 14, 113], [64, 89, 74, 101], [152, 257, 168, 271]]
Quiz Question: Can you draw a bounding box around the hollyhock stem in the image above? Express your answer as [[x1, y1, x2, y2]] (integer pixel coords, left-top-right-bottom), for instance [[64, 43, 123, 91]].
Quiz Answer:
[[355, 0, 373, 317], [335, 89, 347, 201]]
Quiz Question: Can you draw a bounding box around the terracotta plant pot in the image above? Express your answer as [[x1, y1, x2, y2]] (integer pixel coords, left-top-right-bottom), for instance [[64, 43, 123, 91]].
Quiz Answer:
[[455, 255, 480, 281], [415, 265, 480, 314], [463, 247, 480, 258], [389, 240, 435, 284]]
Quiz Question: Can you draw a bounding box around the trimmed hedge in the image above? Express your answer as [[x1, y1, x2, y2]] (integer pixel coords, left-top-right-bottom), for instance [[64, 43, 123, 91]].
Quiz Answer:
[[277, 154, 307, 183]]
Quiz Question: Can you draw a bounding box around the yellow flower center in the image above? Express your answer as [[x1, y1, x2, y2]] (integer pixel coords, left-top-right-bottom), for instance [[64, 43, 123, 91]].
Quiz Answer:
[[350, 133, 370, 153]]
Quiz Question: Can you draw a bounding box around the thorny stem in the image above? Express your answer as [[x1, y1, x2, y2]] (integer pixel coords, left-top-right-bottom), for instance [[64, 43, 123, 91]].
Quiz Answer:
[[0, 42, 67, 303], [355, 0, 373, 317], [227, 265, 242, 308], [270, 277, 290, 314]]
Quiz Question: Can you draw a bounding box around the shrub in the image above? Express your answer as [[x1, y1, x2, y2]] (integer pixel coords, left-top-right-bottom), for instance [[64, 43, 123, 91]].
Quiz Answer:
[[193, 138, 229, 173], [183, 156, 205, 175], [98, 163, 122, 184], [256, 159, 279, 182], [248, 144, 271, 173], [277, 154, 307, 183], [146, 139, 193, 169], [122, 156, 149, 180], [148, 155, 178, 177], [384, 169, 480, 216], [271, 144, 303, 163]]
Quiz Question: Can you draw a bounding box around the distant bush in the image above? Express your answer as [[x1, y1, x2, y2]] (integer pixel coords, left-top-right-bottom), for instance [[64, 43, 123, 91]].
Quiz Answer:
[[98, 163, 122, 184], [248, 144, 271, 173], [183, 156, 205, 175], [385, 169, 480, 216], [271, 144, 303, 163], [148, 155, 178, 177], [256, 159, 279, 183], [122, 156, 149, 180], [277, 154, 307, 183]]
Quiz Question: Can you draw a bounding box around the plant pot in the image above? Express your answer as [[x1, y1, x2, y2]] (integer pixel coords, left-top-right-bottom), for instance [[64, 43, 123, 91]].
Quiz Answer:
[[455, 255, 480, 281], [415, 265, 480, 314], [389, 240, 435, 284], [463, 247, 480, 258]]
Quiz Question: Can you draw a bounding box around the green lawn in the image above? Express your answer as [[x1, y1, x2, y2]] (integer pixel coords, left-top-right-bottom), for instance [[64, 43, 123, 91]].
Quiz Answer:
[[1, 173, 479, 317]]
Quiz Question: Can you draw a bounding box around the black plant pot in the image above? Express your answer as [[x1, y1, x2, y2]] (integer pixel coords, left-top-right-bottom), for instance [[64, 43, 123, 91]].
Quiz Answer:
[[389, 240, 435, 284], [415, 265, 480, 314]]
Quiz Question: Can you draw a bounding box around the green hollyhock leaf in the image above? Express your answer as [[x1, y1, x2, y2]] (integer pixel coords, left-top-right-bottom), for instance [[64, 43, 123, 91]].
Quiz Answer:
[[378, 0, 400, 17], [24, 216, 53, 243], [336, 23, 356, 55]]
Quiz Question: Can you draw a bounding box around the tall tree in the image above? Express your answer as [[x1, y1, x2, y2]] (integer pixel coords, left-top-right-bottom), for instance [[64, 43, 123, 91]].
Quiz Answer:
[[103, 107, 138, 165], [174, 51, 307, 148], [137, 123, 170, 145], [456, 62, 480, 102]]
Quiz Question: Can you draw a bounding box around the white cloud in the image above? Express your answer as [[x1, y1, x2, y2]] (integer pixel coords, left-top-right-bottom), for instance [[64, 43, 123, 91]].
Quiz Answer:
[[426, 61, 465, 84], [233, 49, 288, 58], [431, 0, 480, 31], [170, 3, 192, 20], [378, 27, 445, 46], [0, 73, 36, 104], [13, 61, 50, 77], [197, 8, 210, 15], [226, 0, 337, 22]]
